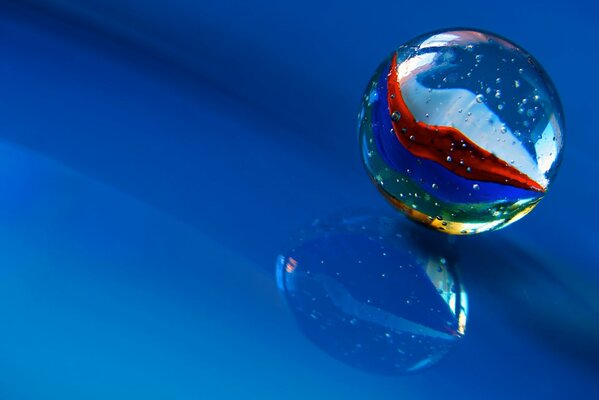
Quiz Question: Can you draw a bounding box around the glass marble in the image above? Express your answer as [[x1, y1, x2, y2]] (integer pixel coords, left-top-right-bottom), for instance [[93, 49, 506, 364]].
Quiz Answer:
[[276, 212, 467, 375], [358, 29, 564, 234]]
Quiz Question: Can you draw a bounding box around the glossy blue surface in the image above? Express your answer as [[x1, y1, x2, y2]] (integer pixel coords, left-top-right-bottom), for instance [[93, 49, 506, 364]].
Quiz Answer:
[[0, 1, 597, 398]]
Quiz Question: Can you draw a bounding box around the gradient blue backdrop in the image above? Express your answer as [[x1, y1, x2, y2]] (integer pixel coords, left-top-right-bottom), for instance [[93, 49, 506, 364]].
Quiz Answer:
[[0, 0, 597, 398]]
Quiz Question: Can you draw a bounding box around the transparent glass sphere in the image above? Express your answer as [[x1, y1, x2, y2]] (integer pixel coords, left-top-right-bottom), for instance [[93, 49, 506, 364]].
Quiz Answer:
[[358, 29, 564, 234], [276, 212, 467, 375]]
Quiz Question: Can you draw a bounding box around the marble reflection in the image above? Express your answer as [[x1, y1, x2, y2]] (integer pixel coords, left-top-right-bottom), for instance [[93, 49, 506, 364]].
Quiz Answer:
[[276, 212, 467, 375]]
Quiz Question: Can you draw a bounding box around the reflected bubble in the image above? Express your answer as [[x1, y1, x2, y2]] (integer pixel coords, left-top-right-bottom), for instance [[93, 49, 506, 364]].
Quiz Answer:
[[276, 212, 468, 375]]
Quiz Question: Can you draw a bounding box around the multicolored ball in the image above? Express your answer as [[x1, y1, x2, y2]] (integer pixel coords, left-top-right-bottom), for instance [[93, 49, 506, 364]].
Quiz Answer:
[[358, 29, 564, 234]]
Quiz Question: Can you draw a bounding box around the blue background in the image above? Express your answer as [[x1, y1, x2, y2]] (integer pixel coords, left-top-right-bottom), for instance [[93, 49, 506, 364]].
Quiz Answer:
[[0, 0, 597, 398]]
